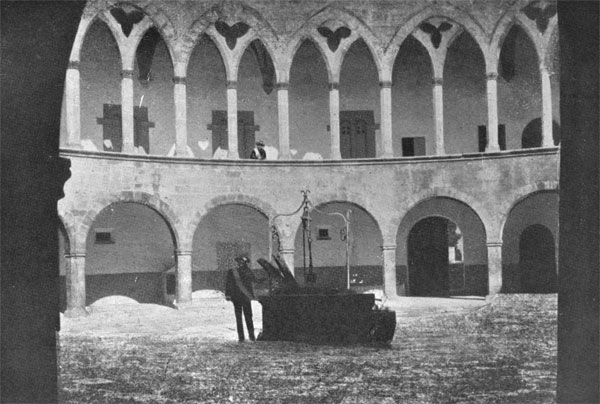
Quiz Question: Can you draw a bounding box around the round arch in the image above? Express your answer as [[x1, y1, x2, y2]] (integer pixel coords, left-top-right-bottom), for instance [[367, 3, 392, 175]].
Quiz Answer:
[[83, 200, 178, 306], [186, 193, 278, 248], [396, 196, 489, 296], [79, 191, 181, 250], [498, 182, 559, 241], [501, 190, 559, 293], [191, 201, 272, 293], [293, 199, 384, 290]]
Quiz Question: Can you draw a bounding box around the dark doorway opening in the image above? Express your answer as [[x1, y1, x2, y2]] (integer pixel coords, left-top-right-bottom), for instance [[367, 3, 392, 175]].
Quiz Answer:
[[210, 110, 259, 158], [97, 104, 154, 153], [519, 224, 557, 293], [340, 110, 376, 158], [408, 217, 451, 297]]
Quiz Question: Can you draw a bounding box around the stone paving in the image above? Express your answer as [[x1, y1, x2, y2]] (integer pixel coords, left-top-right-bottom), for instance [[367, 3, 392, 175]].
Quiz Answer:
[[59, 294, 556, 403]]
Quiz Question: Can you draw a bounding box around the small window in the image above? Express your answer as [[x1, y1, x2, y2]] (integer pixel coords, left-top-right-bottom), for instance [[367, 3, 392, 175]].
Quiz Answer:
[[95, 230, 114, 244], [317, 228, 331, 240]]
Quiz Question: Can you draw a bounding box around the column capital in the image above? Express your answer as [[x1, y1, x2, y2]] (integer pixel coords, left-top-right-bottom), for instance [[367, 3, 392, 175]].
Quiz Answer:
[[486, 241, 503, 248], [176, 249, 193, 256], [67, 60, 80, 70], [227, 80, 237, 90], [379, 81, 392, 89], [173, 76, 187, 85], [432, 77, 443, 86], [329, 82, 339, 91], [486, 72, 498, 81], [121, 69, 134, 79], [276, 82, 289, 90], [381, 244, 397, 251]]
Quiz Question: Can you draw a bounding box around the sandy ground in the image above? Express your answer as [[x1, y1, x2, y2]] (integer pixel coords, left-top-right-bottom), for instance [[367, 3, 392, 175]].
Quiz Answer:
[[60, 293, 488, 341]]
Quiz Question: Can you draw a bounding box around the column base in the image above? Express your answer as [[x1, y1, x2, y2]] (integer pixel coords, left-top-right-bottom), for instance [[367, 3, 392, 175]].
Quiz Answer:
[[63, 307, 88, 318], [174, 300, 193, 310], [485, 293, 500, 303], [65, 142, 82, 150]]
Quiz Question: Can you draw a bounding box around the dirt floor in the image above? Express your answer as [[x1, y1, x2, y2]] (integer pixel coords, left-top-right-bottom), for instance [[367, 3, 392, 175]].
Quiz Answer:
[[59, 294, 556, 403]]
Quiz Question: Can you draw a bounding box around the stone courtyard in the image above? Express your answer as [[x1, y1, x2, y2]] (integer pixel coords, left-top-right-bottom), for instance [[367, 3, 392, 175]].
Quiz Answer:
[[59, 294, 556, 403]]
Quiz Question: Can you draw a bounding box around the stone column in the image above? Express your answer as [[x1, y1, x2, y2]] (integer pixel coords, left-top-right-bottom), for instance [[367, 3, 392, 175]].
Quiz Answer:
[[540, 67, 554, 147], [487, 241, 503, 297], [433, 77, 446, 155], [121, 69, 135, 153], [64, 250, 86, 317], [279, 248, 295, 276], [173, 76, 189, 156], [277, 82, 290, 159], [381, 245, 397, 299], [65, 61, 81, 149], [329, 82, 341, 159], [176, 250, 192, 307], [226, 81, 239, 159], [379, 81, 394, 158], [485, 73, 500, 152]]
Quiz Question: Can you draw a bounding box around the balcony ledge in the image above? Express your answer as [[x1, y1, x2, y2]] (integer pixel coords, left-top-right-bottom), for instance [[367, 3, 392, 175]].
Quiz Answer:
[[59, 146, 560, 167]]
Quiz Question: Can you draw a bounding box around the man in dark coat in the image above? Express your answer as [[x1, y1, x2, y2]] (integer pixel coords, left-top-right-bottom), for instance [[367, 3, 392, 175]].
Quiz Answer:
[[225, 254, 257, 342], [250, 141, 267, 160]]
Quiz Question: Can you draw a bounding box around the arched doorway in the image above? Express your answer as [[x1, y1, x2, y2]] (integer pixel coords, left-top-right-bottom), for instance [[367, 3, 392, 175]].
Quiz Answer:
[[519, 224, 557, 293], [407, 217, 458, 297]]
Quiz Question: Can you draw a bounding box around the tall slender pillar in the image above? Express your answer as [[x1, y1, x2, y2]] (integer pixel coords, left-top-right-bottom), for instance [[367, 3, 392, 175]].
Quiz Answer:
[[381, 245, 397, 299], [487, 241, 503, 296], [277, 82, 291, 159], [64, 250, 86, 317], [65, 61, 81, 149], [329, 82, 341, 159], [176, 250, 192, 307], [226, 81, 239, 159], [379, 81, 394, 158], [121, 69, 135, 153], [432, 77, 446, 155], [485, 73, 500, 152], [279, 248, 295, 276], [540, 67, 554, 147], [173, 76, 189, 156]]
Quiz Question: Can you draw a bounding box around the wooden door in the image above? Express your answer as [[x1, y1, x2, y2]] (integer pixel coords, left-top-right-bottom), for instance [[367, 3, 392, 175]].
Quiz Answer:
[[340, 111, 375, 158], [408, 217, 450, 297], [97, 104, 153, 153], [210, 111, 257, 158]]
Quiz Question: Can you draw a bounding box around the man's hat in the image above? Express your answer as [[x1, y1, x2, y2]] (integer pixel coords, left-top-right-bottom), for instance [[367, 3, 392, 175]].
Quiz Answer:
[[235, 254, 250, 264], [256, 140, 265, 147]]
